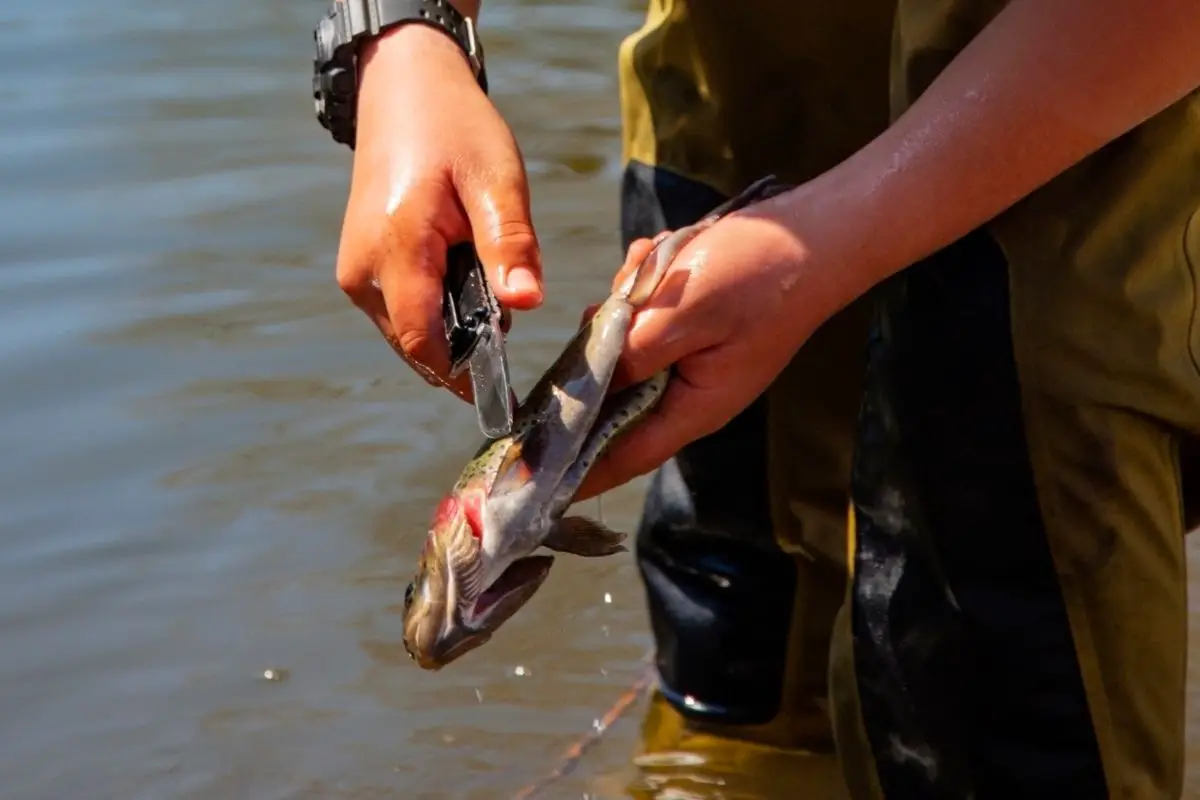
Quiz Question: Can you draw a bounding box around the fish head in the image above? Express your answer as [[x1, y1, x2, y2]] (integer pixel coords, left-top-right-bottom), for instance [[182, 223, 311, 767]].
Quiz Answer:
[[401, 491, 554, 670]]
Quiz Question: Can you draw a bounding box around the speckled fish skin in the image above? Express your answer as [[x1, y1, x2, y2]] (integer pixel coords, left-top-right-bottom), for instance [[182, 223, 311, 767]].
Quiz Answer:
[[401, 176, 791, 670]]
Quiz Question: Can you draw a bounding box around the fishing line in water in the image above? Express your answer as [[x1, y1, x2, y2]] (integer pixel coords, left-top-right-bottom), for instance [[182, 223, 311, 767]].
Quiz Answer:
[[510, 494, 645, 798], [510, 651, 656, 800]]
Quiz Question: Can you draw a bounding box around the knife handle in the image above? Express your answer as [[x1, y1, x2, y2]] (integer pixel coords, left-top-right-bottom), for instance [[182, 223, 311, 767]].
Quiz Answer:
[[442, 243, 509, 376], [442, 243, 478, 370]]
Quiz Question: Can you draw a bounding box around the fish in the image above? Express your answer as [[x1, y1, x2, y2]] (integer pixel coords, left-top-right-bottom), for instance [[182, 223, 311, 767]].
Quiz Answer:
[[400, 175, 792, 670]]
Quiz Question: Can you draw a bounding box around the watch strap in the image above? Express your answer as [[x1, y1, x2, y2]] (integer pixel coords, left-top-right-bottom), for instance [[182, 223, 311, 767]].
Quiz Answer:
[[313, 0, 487, 148]]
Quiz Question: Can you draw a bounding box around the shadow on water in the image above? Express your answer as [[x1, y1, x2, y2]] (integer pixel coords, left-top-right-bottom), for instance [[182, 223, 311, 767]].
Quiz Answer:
[[0, 1, 1198, 798]]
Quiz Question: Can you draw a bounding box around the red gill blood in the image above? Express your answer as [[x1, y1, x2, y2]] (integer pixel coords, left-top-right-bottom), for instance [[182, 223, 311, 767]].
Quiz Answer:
[[431, 493, 484, 540], [432, 496, 459, 528], [461, 493, 484, 540]]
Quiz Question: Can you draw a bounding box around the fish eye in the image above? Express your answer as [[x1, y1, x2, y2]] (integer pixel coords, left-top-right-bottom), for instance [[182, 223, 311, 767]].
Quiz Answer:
[[403, 581, 415, 609]]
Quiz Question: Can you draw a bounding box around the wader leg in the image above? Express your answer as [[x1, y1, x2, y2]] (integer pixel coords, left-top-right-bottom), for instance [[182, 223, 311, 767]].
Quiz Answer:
[[621, 161, 864, 799], [836, 227, 1188, 798]]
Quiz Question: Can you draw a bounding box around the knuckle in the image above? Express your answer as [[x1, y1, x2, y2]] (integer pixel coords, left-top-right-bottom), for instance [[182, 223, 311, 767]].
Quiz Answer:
[[491, 222, 539, 260], [454, 160, 537, 241], [383, 323, 448, 388], [335, 259, 373, 298], [493, 218, 536, 241], [624, 355, 649, 383], [618, 354, 653, 388], [396, 326, 432, 361]]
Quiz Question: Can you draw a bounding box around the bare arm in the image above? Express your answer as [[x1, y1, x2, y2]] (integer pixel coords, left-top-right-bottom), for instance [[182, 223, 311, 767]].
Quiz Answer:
[[776, 0, 1200, 324], [577, 0, 1200, 498]]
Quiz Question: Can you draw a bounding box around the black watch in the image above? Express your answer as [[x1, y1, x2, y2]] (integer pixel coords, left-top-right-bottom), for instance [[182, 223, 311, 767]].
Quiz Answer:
[[312, 0, 487, 149]]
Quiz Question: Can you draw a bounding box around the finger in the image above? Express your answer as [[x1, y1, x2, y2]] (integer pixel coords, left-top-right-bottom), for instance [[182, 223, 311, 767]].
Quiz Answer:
[[338, 249, 473, 400], [455, 147, 543, 311], [574, 367, 732, 502], [336, 217, 452, 389], [337, 179, 469, 398], [376, 259, 473, 401], [336, 231, 384, 326], [374, 196, 476, 400], [370, 284, 474, 402], [352, 280, 434, 381]]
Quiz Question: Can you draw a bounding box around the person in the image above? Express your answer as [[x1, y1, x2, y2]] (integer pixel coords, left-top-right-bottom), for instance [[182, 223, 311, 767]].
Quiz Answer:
[[329, 0, 1200, 796]]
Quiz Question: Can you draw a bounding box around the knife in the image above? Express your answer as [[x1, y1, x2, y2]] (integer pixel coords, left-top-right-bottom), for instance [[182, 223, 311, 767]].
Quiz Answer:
[[442, 242, 515, 439]]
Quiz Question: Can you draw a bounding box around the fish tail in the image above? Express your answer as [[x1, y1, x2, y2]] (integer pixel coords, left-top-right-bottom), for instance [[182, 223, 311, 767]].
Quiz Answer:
[[705, 174, 791, 218], [620, 227, 695, 308], [619, 175, 793, 308]]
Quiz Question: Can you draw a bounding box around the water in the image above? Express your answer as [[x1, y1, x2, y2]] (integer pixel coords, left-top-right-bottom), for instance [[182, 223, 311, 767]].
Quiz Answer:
[[0, 2, 653, 798], [1, 2, 1198, 798]]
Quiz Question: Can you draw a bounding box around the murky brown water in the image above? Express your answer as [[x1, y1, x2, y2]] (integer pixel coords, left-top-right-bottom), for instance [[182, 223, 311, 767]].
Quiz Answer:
[[1, 2, 1198, 798]]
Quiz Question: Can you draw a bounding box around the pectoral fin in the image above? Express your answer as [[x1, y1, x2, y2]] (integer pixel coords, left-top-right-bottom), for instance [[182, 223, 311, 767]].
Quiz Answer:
[[544, 516, 627, 557], [488, 441, 534, 498]]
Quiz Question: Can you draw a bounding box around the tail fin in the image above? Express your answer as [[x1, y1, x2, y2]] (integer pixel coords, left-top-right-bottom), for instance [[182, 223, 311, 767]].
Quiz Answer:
[[619, 175, 794, 308], [619, 230, 685, 308], [704, 174, 793, 219]]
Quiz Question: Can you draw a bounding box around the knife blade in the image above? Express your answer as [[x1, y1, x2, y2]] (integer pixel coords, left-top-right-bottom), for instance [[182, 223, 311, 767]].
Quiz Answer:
[[442, 242, 515, 439]]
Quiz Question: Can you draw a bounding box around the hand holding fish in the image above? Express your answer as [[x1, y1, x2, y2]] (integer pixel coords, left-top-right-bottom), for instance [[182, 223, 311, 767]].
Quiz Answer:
[[575, 184, 843, 502]]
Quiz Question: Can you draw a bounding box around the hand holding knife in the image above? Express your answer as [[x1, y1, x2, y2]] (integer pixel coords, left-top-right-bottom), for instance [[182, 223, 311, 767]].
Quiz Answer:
[[312, 1, 518, 438], [442, 243, 515, 439]]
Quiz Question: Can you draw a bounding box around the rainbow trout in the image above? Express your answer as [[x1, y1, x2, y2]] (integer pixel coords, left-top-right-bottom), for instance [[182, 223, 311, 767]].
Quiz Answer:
[[401, 176, 789, 669]]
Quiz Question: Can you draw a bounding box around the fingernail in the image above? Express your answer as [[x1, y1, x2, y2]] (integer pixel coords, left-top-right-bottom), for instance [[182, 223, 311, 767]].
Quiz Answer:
[[502, 266, 541, 297]]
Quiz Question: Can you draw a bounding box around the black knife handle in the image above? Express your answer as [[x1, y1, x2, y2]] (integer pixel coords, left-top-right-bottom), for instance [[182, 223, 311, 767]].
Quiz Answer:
[[442, 243, 499, 375]]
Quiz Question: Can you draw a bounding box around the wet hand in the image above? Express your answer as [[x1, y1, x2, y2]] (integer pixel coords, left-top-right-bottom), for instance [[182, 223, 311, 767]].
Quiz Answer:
[[576, 195, 835, 500], [334, 25, 542, 400]]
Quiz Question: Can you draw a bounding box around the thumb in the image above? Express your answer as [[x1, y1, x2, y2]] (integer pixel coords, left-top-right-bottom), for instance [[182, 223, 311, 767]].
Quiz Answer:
[[456, 156, 543, 311]]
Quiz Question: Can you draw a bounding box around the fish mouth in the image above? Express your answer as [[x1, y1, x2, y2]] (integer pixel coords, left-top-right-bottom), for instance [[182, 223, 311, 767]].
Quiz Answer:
[[407, 554, 555, 671], [465, 554, 555, 629], [403, 551, 556, 671]]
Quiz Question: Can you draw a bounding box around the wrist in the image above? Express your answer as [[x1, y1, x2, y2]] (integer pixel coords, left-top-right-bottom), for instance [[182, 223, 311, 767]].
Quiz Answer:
[[360, 19, 480, 86], [760, 184, 876, 342], [314, 0, 489, 147]]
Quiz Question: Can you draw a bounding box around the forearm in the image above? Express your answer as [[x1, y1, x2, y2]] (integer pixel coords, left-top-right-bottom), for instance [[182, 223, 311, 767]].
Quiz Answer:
[[779, 0, 1200, 320]]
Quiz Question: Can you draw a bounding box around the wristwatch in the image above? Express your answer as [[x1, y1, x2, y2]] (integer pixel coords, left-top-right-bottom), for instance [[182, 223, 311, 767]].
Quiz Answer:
[[312, 0, 487, 148]]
